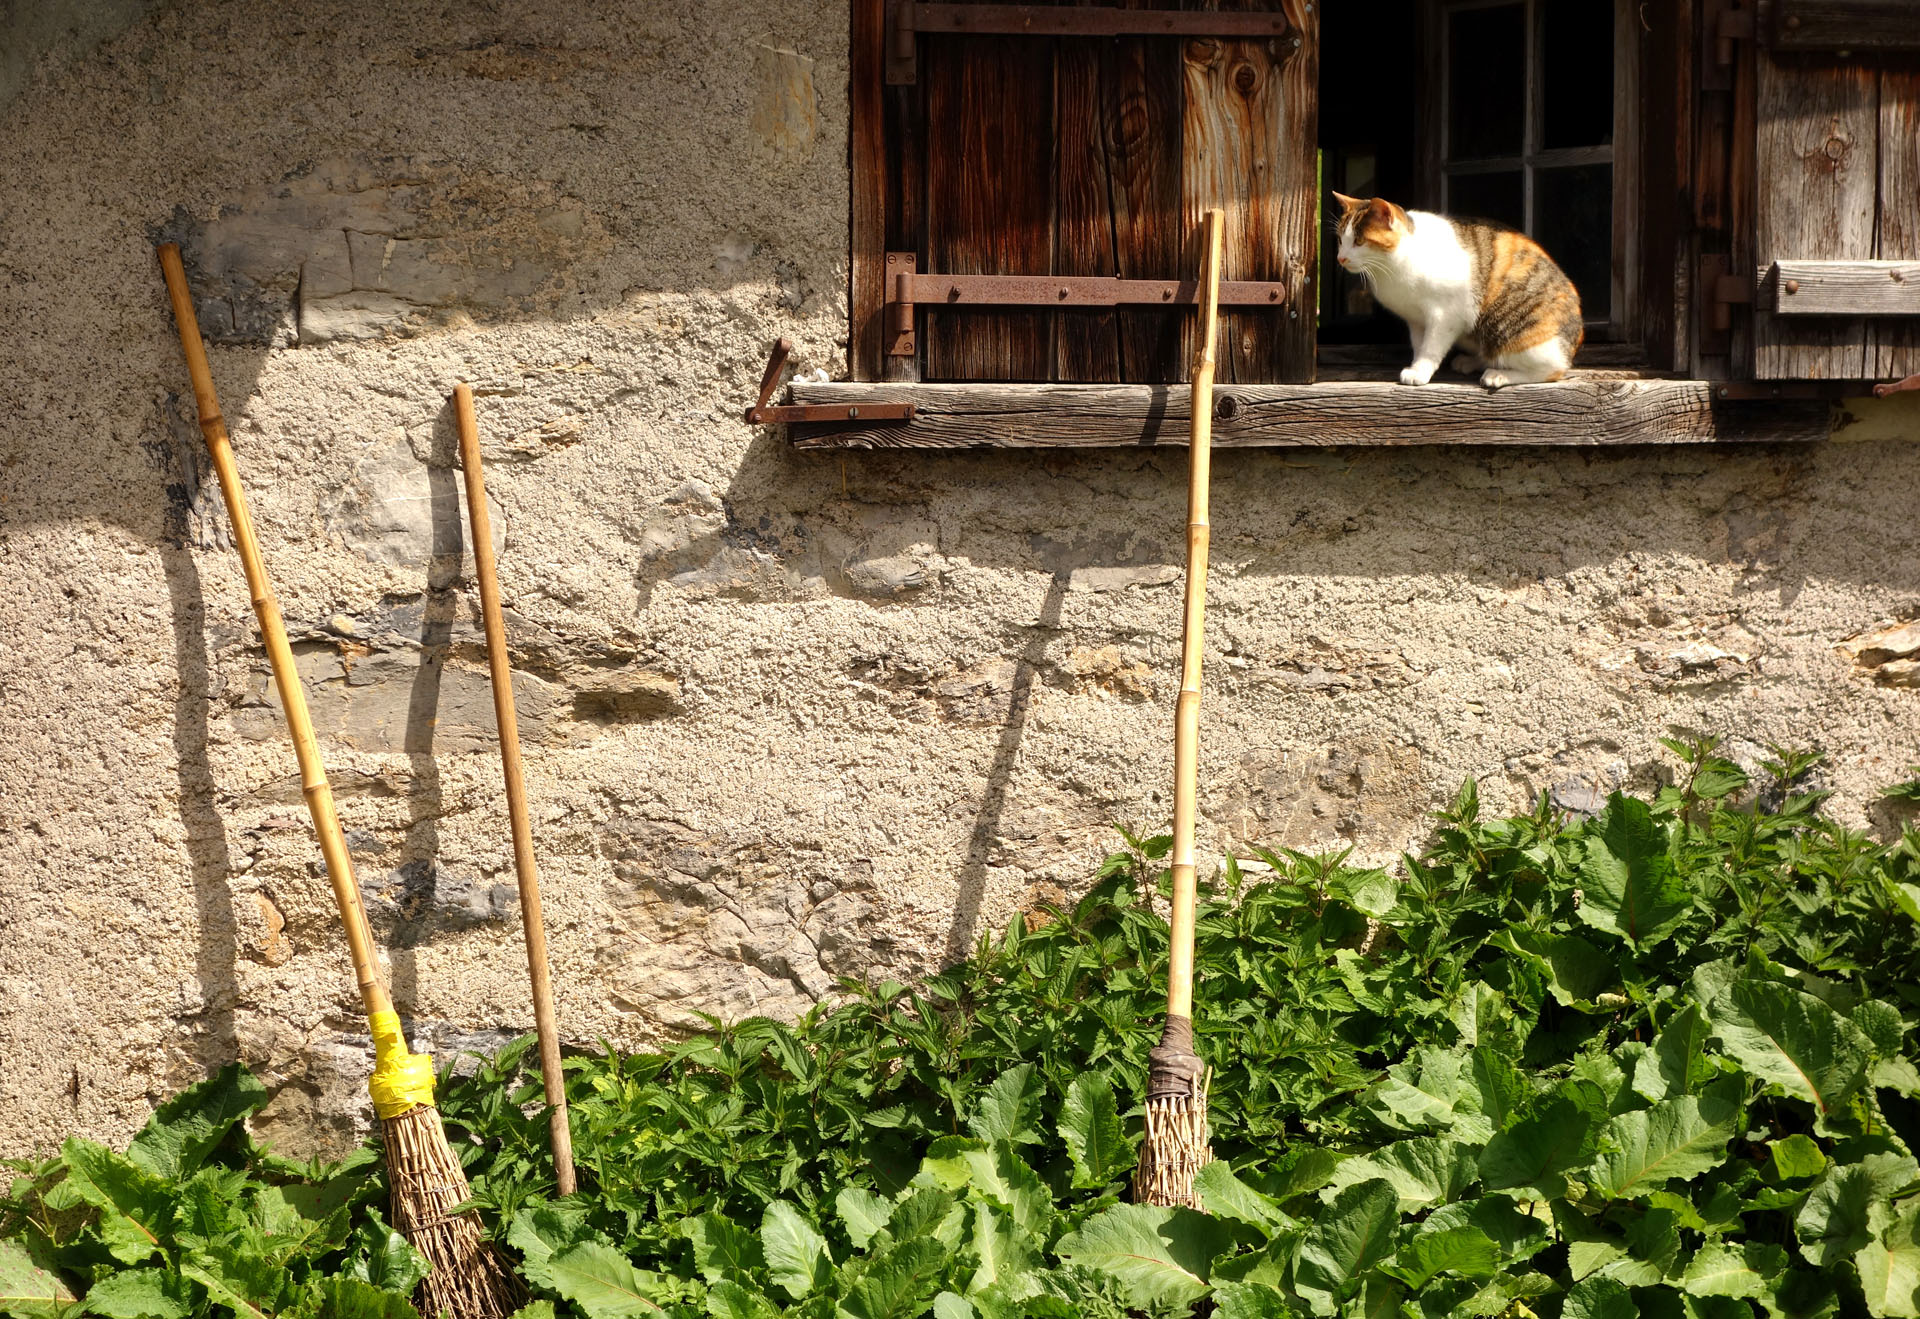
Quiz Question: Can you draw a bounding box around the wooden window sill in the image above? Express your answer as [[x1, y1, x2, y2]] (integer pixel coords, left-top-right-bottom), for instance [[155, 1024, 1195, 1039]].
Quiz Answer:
[[785, 375, 1832, 449]]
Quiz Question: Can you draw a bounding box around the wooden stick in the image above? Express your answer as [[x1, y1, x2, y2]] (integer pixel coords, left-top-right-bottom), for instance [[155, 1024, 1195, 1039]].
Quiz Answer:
[[452, 385, 577, 1196], [1166, 209, 1223, 1026], [156, 244, 391, 1024]]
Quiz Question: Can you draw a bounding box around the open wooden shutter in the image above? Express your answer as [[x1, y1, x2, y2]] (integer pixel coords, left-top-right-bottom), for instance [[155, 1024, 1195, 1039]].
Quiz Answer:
[[854, 0, 1318, 385], [1750, 1, 1920, 379]]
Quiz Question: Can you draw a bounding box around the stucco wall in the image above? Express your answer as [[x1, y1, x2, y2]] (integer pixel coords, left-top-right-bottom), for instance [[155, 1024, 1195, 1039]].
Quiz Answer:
[[4, 0, 1919, 1159]]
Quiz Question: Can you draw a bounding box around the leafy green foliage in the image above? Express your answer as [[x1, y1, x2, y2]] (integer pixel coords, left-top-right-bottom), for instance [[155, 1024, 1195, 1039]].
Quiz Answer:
[[9, 738, 1920, 1319]]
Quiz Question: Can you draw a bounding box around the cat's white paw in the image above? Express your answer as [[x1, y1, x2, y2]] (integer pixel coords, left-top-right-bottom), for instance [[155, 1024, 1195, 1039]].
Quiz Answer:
[[1451, 352, 1484, 374], [1479, 369, 1512, 390], [1399, 365, 1434, 386]]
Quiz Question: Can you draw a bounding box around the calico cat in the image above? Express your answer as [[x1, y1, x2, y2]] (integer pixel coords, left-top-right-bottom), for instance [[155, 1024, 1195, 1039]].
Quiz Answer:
[[1331, 192, 1584, 390]]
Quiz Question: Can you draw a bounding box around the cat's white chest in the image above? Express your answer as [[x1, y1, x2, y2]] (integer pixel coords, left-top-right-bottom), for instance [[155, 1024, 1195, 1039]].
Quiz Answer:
[[1367, 215, 1475, 322]]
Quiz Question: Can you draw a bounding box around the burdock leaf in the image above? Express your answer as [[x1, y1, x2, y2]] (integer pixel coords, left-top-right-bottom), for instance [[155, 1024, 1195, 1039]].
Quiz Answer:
[[761, 1202, 832, 1300], [126, 1063, 269, 1181], [61, 1139, 170, 1265], [0, 1241, 75, 1317], [1378, 1227, 1501, 1289], [834, 1238, 947, 1319], [1060, 1074, 1130, 1189], [1479, 1097, 1599, 1200], [295, 1278, 423, 1319], [1294, 1179, 1399, 1315], [80, 1269, 194, 1319], [968, 1065, 1043, 1147], [1635, 1003, 1713, 1102], [1710, 980, 1871, 1114], [704, 1282, 781, 1319], [1323, 1137, 1477, 1212], [1195, 1162, 1291, 1233], [1576, 795, 1690, 947], [1054, 1203, 1233, 1310], [1855, 1204, 1920, 1319], [1586, 1094, 1741, 1199], [833, 1189, 896, 1253], [1797, 1155, 1918, 1268], [1561, 1275, 1635, 1319], [543, 1242, 672, 1316]]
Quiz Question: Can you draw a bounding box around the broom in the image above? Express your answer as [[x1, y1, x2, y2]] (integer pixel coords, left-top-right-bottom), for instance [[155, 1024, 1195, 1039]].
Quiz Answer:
[[452, 383, 578, 1196], [1133, 209, 1224, 1210], [157, 245, 527, 1319]]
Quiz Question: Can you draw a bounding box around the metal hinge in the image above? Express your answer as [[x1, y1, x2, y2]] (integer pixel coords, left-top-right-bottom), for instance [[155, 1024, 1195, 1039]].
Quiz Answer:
[[744, 339, 916, 425], [885, 252, 1288, 356], [1701, 0, 1755, 90], [886, 1, 1295, 83], [1698, 254, 1754, 355]]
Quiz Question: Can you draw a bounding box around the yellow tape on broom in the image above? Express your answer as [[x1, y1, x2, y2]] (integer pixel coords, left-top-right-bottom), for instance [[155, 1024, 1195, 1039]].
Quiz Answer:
[[368, 1009, 437, 1118]]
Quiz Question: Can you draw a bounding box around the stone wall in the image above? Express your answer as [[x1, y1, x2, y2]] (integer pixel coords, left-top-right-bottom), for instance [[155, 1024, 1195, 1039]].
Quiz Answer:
[[3, 0, 1919, 1158]]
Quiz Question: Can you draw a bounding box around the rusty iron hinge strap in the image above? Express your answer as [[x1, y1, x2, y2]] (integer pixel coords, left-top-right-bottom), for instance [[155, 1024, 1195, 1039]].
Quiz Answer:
[[1715, 5, 1755, 65], [886, 264, 1290, 355], [1699, 254, 1753, 336], [888, 2, 1293, 82], [744, 337, 916, 425]]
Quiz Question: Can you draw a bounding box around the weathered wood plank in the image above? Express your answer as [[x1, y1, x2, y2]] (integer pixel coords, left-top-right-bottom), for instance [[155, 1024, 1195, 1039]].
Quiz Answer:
[[1106, 14, 1185, 382], [1179, 0, 1315, 384], [1872, 67, 1920, 378], [1753, 54, 1879, 378], [785, 379, 1831, 447], [1764, 259, 1920, 314], [924, 19, 1055, 379], [1056, 36, 1122, 381], [851, 0, 888, 380], [1773, 0, 1920, 50]]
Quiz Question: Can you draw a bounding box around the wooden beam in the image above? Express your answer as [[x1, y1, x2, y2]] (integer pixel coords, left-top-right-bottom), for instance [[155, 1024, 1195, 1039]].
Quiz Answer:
[[1765, 260, 1920, 315], [785, 379, 1831, 448], [1772, 0, 1920, 50]]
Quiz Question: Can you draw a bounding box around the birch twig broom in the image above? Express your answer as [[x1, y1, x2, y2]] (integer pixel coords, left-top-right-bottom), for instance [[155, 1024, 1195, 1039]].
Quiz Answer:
[[1133, 209, 1224, 1210], [158, 245, 526, 1319]]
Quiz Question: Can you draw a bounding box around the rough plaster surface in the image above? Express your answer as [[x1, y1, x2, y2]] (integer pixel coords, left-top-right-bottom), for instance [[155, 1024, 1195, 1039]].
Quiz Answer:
[[3, 0, 1920, 1159]]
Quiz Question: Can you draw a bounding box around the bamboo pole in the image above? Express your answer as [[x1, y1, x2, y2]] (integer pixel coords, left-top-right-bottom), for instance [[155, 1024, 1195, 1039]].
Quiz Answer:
[[452, 383, 577, 1196], [1134, 209, 1224, 1209]]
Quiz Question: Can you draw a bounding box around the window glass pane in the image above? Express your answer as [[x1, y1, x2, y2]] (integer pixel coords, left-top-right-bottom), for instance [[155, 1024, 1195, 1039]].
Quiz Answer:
[[1446, 170, 1524, 230], [1532, 163, 1612, 320], [1540, 1, 1615, 148], [1448, 4, 1525, 159]]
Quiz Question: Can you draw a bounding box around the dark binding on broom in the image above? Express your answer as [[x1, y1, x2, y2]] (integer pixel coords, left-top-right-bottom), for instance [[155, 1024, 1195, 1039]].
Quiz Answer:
[[157, 244, 527, 1319], [1133, 210, 1224, 1211]]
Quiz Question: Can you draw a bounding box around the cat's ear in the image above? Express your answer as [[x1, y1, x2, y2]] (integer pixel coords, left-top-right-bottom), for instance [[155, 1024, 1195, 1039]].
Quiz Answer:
[[1330, 190, 1363, 211], [1366, 198, 1408, 231]]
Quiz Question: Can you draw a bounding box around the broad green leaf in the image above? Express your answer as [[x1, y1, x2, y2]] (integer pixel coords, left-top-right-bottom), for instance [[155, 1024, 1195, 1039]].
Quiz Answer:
[[544, 1242, 672, 1317], [1795, 1155, 1918, 1267], [1856, 1205, 1920, 1319], [1587, 1093, 1741, 1199], [1379, 1227, 1500, 1289], [966, 1203, 1036, 1297], [0, 1240, 74, 1317], [1710, 980, 1870, 1114], [1637, 1003, 1714, 1102], [1886, 877, 1920, 925], [761, 1202, 832, 1300], [1329, 867, 1397, 918], [930, 1295, 976, 1319], [1060, 1074, 1130, 1188], [1294, 1179, 1398, 1316], [1210, 1281, 1295, 1318], [342, 1208, 431, 1293], [967, 1065, 1042, 1146], [1417, 1196, 1553, 1265], [296, 1279, 423, 1319], [509, 1203, 595, 1282], [179, 1253, 289, 1319], [953, 1144, 1053, 1238], [1854, 1002, 1907, 1056], [1602, 1206, 1683, 1286], [705, 1282, 780, 1319], [1681, 1298, 1756, 1319], [1562, 1275, 1635, 1319], [1479, 1096, 1599, 1199], [1195, 1161, 1291, 1232], [510, 1305, 558, 1319], [1683, 1241, 1788, 1299], [1324, 1137, 1477, 1213], [835, 1238, 948, 1319], [1467, 1048, 1529, 1136], [886, 1188, 963, 1255], [1577, 794, 1691, 947], [834, 1189, 895, 1252], [126, 1062, 269, 1181], [1267, 1148, 1343, 1203], [1054, 1203, 1233, 1310], [1370, 1049, 1483, 1139], [61, 1139, 169, 1265], [686, 1212, 764, 1283], [1771, 1135, 1828, 1182], [1495, 929, 1616, 1007]]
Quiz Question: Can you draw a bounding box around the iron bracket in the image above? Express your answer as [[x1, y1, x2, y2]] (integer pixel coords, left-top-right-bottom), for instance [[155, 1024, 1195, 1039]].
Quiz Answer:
[[744, 339, 917, 425], [887, 1, 1293, 83]]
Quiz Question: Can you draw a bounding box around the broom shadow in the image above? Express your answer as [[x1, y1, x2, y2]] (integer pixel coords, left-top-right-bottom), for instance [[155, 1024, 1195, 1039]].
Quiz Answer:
[[941, 571, 1070, 965]]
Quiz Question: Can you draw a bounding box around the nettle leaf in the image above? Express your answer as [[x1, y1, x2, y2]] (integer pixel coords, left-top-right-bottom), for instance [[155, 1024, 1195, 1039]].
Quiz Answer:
[[1378, 1227, 1500, 1289], [1328, 867, 1397, 918], [125, 1062, 268, 1181], [1294, 1179, 1399, 1315], [834, 1237, 948, 1319], [1636, 1003, 1714, 1103], [1323, 1137, 1478, 1213], [61, 1139, 171, 1265], [1060, 1074, 1130, 1189], [0, 1240, 75, 1317], [1561, 1275, 1636, 1319], [1771, 1135, 1829, 1182], [1855, 1203, 1920, 1319], [1711, 979, 1871, 1115], [967, 1065, 1043, 1147], [1576, 794, 1691, 948], [81, 1268, 195, 1319], [762, 1202, 833, 1300], [833, 1190, 896, 1253], [704, 1281, 781, 1319], [1587, 1093, 1742, 1200], [1479, 1096, 1599, 1200], [542, 1242, 673, 1317], [1054, 1204, 1233, 1310], [1796, 1155, 1919, 1268], [1195, 1162, 1291, 1233], [686, 1212, 764, 1283]]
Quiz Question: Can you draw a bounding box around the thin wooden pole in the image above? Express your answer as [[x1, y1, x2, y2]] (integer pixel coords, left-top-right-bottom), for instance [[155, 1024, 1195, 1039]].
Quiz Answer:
[[157, 244, 390, 1024], [1166, 208, 1223, 1026], [452, 385, 576, 1196]]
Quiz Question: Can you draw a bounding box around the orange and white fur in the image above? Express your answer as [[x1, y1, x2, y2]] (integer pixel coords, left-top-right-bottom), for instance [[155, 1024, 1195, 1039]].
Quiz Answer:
[[1332, 192, 1584, 390]]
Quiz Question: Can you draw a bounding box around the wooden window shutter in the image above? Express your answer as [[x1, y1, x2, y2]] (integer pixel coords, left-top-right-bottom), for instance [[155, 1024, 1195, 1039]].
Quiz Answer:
[[1748, 2, 1920, 379], [854, 0, 1319, 385]]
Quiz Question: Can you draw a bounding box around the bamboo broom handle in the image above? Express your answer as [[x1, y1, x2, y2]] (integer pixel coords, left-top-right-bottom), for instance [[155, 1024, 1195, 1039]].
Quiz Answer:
[[452, 384, 577, 1196], [1165, 210, 1224, 1025], [157, 244, 392, 1022]]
